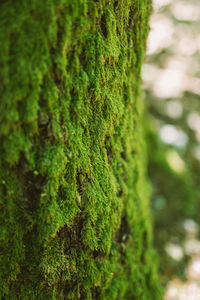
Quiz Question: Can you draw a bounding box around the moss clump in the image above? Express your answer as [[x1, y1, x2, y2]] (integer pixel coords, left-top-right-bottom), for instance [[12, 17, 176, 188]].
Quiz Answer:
[[0, 0, 161, 299]]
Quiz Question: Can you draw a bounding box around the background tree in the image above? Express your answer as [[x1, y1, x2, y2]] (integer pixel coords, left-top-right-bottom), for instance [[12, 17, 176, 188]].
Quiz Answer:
[[0, 1, 161, 299]]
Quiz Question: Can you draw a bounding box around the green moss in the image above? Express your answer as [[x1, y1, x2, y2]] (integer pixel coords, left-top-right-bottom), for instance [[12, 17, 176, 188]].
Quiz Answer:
[[0, 0, 161, 299]]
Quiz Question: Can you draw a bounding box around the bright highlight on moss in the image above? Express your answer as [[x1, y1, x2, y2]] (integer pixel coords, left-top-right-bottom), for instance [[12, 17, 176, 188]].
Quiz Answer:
[[0, 1, 161, 299]]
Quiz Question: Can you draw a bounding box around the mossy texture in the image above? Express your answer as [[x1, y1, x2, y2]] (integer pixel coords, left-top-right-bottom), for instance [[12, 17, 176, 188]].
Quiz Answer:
[[0, 1, 160, 299]]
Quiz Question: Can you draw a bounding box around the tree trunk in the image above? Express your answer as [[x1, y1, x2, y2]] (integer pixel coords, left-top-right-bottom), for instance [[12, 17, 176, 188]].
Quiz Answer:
[[0, 0, 161, 299]]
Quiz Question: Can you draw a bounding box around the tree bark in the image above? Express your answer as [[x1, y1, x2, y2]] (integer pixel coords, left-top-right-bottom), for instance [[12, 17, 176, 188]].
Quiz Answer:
[[0, 0, 161, 299]]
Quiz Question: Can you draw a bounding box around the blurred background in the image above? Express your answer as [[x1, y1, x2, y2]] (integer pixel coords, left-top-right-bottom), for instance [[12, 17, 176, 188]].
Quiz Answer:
[[142, 0, 200, 299]]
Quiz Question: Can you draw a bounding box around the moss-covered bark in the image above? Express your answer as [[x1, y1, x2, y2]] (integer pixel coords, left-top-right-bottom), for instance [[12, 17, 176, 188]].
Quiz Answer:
[[0, 1, 161, 299]]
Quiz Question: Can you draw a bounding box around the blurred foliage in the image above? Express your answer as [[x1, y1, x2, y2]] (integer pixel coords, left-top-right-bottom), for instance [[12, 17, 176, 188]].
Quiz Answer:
[[143, 0, 200, 286]]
